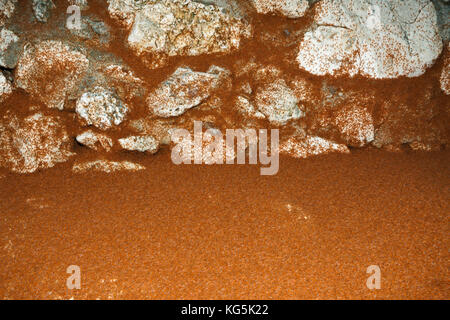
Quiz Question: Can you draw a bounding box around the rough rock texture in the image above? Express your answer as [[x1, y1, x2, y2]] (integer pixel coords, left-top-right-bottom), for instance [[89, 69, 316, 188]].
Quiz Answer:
[[297, 0, 443, 79], [441, 43, 449, 95], [107, 0, 149, 27], [147, 66, 230, 118], [0, 27, 19, 68], [280, 135, 350, 158], [251, 0, 309, 18], [255, 79, 304, 124], [334, 105, 374, 147], [0, 0, 16, 27], [72, 160, 145, 173], [32, 0, 55, 23], [76, 87, 129, 130], [123, 0, 251, 62], [16, 40, 89, 110], [0, 113, 74, 173], [118, 135, 159, 153], [0, 71, 12, 101], [76, 130, 114, 152]]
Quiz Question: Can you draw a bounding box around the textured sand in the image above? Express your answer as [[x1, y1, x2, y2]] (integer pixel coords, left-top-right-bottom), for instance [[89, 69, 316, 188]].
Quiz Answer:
[[0, 149, 448, 300]]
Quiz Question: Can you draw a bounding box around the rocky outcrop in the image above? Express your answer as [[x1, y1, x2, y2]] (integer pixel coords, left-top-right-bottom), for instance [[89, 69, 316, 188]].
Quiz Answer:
[[147, 66, 230, 118], [76, 87, 129, 131], [16, 40, 89, 110], [0, 113, 74, 173], [297, 0, 443, 79], [251, 0, 309, 18]]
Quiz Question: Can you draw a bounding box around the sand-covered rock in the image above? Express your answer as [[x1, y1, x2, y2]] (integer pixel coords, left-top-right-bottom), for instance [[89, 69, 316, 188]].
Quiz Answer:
[[0, 113, 74, 173], [334, 105, 374, 147], [76, 130, 114, 152], [440, 43, 449, 95], [0, 0, 16, 27], [124, 0, 250, 62], [118, 135, 159, 153], [251, 0, 309, 18], [76, 87, 129, 130], [280, 135, 350, 158], [0, 28, 19, 68], [255, 79, 304, 124], [72, 160, 145, 173], [297, 0, 443, 79], [0, 71, 12, 101], [147, 66, 230, 118], [32, 0, 55, 23], [16, 40, 89, 110]]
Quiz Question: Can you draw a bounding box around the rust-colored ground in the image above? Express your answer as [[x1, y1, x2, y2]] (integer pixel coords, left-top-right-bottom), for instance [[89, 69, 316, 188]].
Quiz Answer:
[[0, 148, 448, 300]]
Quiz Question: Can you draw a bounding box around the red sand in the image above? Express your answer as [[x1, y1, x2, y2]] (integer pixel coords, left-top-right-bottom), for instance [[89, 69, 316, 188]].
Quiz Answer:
[[0, 148, 448, 300]]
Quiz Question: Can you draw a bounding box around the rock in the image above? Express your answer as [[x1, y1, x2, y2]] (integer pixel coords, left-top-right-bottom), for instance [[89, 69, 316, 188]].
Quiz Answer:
[[280, 135, 350, 158], [69, 17, 110, 43], [107, 0, 149, 27], [255, 79, 304, 124], [441, 43, 449, 95], [235, 96, 266, 120], [118, 135, 159, 153], [72, 160, 145, 173], [126, 0, 250, 61], [16, 40, 89, 110], [334, 105, 374, 147], [147, 66, 230, 118], [101, 64, 146, 102], [0, 0, 16, 27], [251, 0, 309, 18], [76, 130, 113, 152], [297, 0, 443, 79], [0, 28, 19, 68], [432, 0, 450, 42], [0, 71, 12, 101], [0, 113, 74, 173], [32, 0, 55, 23], [76, 86, 129, 130]]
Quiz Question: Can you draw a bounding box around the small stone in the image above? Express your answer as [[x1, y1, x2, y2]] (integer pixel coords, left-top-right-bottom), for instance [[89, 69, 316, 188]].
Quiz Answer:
[[118, 135, 159, 153], [76, 130, 113, 152], [76, 87, 129, 130], [280, 135, 350, 158], [32, 0, 55, 23]]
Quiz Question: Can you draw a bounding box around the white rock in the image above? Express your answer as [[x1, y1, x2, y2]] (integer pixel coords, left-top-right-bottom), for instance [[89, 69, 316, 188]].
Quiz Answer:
[[255, 79, 304, 124], [234, 95, 266, 119], [72, 160, 145, 173], [0, 28, 19, 68], [147, 66, 230, 118], [126, 0, 250, 59], [280, 135, 350, 159], [0, 71, 12, 101], [76, 87, 129, 130], [76, 130, 113, 152], [16, 40, 89, 110], [297, 0, 443, 79], [118, 135, 159, 153], [0, 0, 17, 27], [251, 0, 309, 18], [32, 0, 55, 23], [107, 0, 149, 27], [0, 113, 74, 173], [440, 43, 449, 95]]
